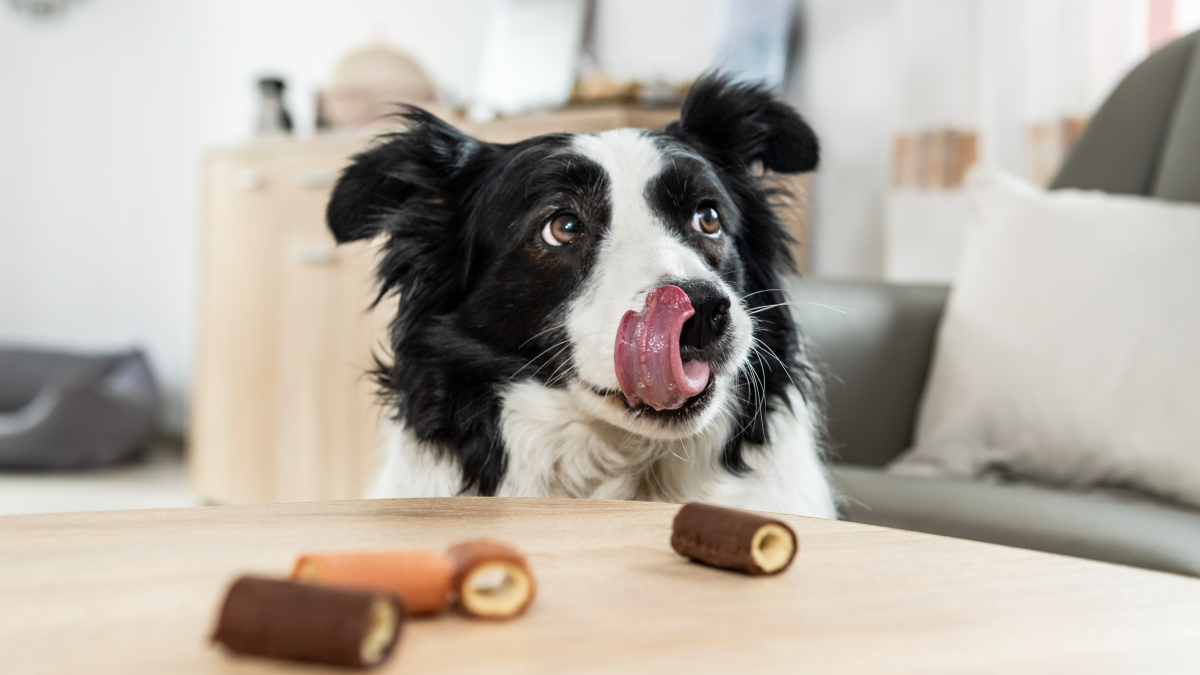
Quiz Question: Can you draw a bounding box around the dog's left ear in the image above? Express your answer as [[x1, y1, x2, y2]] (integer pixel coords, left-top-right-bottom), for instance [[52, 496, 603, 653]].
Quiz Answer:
[[325, 109, 496, 311], [666, 74, 818, 174], [326, 108, 488, 245]]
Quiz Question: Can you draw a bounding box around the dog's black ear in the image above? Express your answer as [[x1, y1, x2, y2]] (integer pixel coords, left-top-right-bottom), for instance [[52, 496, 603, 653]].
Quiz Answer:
[[326, 108, 494, 310], [667, 74, 818, 174], [326, 108, 488, 244]]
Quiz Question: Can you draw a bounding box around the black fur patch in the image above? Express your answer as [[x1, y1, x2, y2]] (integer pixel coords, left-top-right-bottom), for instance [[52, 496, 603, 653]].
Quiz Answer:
[[326, 75, 820, 494]]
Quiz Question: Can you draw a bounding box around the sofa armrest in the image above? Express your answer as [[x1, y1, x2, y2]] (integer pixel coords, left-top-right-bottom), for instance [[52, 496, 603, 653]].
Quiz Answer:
[[783, 276, 949, 466]]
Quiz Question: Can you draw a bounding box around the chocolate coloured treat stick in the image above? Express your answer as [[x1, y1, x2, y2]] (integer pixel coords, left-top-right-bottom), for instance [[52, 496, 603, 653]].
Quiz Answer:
[[212, 576, 402, 669], [447, 539, 536, 619], [292, 550, 454, 616], [670, 502, 798, 575]]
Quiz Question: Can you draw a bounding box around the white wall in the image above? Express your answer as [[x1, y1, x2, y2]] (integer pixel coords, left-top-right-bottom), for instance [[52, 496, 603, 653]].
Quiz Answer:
[[591, 0, 725, 82], [795, 0, 896, 278], [0, 1, 494, 432]]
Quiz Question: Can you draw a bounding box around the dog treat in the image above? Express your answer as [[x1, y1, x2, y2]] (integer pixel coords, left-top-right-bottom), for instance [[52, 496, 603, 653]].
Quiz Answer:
[[670, 502, 798, 575], [292, 550, 454, 616], [212, 576, 402, 669], [447, 539, 536, 619]]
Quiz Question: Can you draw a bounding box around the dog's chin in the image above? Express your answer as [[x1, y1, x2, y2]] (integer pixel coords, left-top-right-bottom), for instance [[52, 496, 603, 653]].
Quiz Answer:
[[570, 374, 730, 440]]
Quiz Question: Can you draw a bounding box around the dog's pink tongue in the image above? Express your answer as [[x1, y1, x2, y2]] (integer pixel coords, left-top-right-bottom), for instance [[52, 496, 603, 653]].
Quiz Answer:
[[614, 285, 711, 411]]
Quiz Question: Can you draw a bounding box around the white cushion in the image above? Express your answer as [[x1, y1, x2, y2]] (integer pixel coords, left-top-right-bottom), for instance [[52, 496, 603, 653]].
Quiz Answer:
[[891, 168, 1200, 508]]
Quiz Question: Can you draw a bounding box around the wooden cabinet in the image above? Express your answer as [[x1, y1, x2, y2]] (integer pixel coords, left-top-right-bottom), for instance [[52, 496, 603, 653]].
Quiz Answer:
[[190, 106, 810, 504], [191, 136, 389, 504]]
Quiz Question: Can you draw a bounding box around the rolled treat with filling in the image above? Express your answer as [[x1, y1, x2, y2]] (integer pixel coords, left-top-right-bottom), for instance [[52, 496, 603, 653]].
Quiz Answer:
[[447, 539, 536, 619], [212, 576, 402, 669], [670, 502, 798, 575], [291, 550, 454, 616]]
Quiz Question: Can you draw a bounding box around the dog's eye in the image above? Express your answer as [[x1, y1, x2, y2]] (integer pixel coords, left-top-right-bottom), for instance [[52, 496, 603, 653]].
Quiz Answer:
[[542, 213, 583, 246], [692, 205, 721, 236]]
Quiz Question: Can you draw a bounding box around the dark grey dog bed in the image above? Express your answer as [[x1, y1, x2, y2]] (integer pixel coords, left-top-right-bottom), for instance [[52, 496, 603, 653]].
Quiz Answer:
[[0, 348, 158, 469]]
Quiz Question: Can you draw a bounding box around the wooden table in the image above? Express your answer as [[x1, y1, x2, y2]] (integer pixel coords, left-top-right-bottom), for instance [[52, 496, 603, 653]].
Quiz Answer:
[[2, 498, 1198, 674]]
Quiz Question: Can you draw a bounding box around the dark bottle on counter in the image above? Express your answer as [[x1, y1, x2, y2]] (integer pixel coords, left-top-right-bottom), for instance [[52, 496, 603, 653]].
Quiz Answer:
[[256, 77, 293, 136]]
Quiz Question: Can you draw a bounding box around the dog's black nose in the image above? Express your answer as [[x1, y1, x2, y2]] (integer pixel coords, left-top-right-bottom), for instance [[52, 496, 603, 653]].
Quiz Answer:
[[678, 281, 732, 351]]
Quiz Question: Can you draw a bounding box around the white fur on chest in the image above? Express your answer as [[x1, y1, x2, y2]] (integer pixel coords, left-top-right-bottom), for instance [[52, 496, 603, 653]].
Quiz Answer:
[[367, 382, 837, 519]]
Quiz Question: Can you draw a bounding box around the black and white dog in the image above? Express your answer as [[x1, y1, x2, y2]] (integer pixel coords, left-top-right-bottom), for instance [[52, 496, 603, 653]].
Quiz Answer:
[[327, 76, 836, 518]]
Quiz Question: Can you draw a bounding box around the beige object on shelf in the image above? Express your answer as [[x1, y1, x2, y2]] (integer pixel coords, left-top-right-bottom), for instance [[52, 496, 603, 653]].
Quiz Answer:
[[891, 129, 978, 190], [323, 45, 438, 131], [2, 498, 1199, 673], [190, 106, 812, 505], [1026, 116, 1089, 187]]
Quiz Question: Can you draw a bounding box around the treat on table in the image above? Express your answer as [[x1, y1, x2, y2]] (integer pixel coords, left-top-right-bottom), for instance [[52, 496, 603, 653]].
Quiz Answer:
[[212, 576, 402, 669], [447, 539, 537, 619], [291, 549, 454, 616], [670, 502, 798, 575]]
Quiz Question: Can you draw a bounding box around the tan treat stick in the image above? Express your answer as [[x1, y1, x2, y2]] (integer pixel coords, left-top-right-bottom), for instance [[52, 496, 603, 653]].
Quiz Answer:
[[292, 550, 454, 616]]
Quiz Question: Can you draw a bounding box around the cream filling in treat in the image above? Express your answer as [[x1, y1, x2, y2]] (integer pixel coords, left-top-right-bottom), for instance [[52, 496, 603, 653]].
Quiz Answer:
[[359, 598, 398, 665], [460, 561, 532, 617], [750, 523, 795, 573]]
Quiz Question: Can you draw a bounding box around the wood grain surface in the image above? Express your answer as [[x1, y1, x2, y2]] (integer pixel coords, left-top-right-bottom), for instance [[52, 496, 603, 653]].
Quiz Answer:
[[2, 498, 1198, 674]]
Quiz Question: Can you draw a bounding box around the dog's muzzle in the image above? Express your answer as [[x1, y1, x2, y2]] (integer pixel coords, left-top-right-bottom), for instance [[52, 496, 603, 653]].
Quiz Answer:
[[613, 283, 731, 411]]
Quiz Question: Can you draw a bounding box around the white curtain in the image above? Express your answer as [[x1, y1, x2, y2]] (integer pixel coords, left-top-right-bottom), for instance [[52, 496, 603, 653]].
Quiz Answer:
[[801, 0, 1200, 281], [885, 0, 1200, 282]]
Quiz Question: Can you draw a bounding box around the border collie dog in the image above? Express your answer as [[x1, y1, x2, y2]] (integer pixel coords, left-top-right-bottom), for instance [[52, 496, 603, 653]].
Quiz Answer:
[[327, 76, 836, 518]]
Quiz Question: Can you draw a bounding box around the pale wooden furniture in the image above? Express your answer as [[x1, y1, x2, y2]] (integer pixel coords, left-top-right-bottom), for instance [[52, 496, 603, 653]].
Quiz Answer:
[[191, 105, 811, 505], [1, 498, 1197, 674], [193, 134, 390, 506]]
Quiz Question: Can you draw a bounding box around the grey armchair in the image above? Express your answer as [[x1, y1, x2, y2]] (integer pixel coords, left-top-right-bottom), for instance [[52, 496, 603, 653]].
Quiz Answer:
[[789, 30, 1200, 577]]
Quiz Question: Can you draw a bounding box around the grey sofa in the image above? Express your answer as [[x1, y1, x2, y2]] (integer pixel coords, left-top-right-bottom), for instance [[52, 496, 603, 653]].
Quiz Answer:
[[789, 30, 1200, 577]]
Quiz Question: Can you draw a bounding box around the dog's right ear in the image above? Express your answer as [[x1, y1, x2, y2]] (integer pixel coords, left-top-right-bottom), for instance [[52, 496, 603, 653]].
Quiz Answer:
[[326, 108, 489, 244]]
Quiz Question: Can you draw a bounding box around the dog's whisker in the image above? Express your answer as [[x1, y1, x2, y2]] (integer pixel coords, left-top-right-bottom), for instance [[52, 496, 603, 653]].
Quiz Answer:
[[519, 322, 567, 349], [745, 301, 798, 315], [756, 340, 798, 390], [741, 288, 788, 300], [511, 339, 572, 382], [615, 429, 638, 455], [645, 460, 669, 500], [751, 338, 791, 393], [751, 340, 774, 374], [543, 357, 577, 387], [678, 436, 692, 462], [531, 343, 574, 382], [728, 361, 767, 439], [745, 300, 863, 316]]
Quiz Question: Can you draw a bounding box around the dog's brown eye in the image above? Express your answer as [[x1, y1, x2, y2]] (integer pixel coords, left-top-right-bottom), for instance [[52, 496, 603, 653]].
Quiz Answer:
[[692, 205, 721, 236], [542, 213, 583, 246]]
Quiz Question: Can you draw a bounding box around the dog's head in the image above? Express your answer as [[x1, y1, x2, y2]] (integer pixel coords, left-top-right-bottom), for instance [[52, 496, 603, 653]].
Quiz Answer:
[[327, 75, 818, 495]]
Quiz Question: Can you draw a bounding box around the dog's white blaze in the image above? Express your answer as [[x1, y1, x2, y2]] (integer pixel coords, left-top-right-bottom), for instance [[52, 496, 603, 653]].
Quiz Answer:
[[565, 130, 699, 391], [564, 130, 753, 437], [366, 128, 837, 518]]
